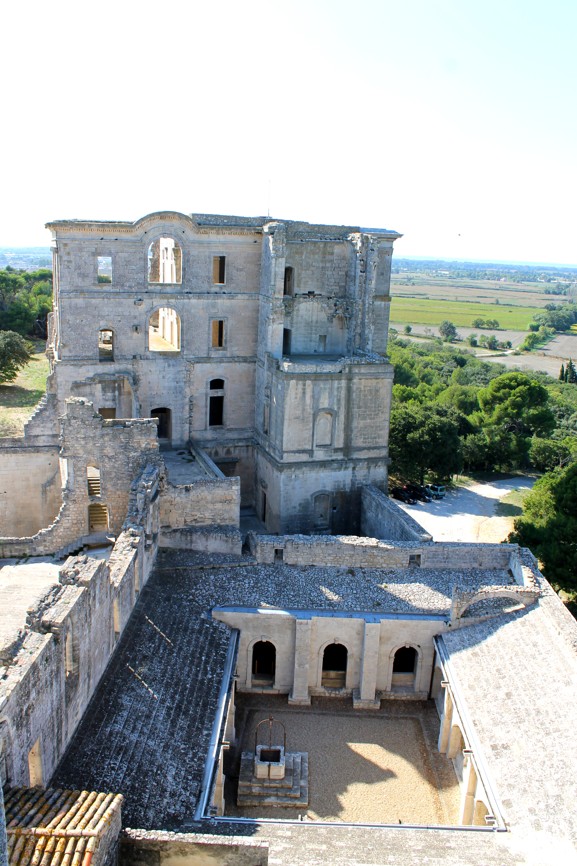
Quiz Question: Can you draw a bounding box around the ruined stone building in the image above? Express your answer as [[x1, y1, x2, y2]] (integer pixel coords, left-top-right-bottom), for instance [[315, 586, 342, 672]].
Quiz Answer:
[[1, 212, 577, 866]]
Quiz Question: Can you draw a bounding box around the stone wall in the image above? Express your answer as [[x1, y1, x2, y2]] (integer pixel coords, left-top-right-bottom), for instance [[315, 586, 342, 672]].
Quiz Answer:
[[0, 399, 160, 558], [361, 486, 433, 542], [121, 830, 268, 866], [159, 477, 240, 529], [248, 533, 518, 571], [0, 467, 161, 789], [0, 443, 61, 537]]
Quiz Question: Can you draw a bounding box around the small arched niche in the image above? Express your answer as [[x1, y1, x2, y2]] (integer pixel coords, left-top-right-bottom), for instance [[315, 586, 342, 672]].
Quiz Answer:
[[149, 307, 181, 352], [314, 411, 334, 448], [321, 642, 347, 688], [251, 641, 276, 686], [148, 237, 182, 284]]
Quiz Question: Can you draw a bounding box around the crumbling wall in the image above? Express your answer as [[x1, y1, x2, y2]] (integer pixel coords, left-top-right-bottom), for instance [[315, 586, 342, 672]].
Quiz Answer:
[[121, 831, 268, 866], [0, 398, 160, 558], [159, 477, 240, 529], [0, 466, 161, 788]]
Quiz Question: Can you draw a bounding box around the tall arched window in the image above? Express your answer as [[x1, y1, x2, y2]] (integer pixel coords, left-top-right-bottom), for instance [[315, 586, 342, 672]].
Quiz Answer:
[[149, 307, 181, 352], [313, 492, 331, 530], [209, 378, 225, 427], [391, 645, 418, 692], [283, 266, 294, 296], [251, 641, 276, 686], [148, 238, 182, 283], [322, 643, 347, 688], [314, 411, 334, 447]]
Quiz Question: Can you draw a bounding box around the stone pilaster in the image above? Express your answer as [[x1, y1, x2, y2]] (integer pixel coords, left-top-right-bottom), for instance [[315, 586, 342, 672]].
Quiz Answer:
[[353, 621, 381, 709], [288, 619, 312, 705]]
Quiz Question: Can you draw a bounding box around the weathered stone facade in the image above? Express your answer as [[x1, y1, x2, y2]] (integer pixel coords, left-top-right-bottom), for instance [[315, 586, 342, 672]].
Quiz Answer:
[[44, 211, 400, 533]]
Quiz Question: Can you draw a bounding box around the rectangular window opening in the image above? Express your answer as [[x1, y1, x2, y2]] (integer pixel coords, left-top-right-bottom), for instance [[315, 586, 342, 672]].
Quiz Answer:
[[283, 328, 292, 356], [209, 395, 224, 427], [97, 256, 112, 283], [211, 319, 225, 348], [213, 255, 226, 284], [28, 739, 43, 786], [98, 407, 116, 419], [408, 554, 422, 567]]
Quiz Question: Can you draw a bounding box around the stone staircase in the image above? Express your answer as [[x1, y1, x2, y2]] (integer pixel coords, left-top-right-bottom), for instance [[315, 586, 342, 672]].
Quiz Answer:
[[237, 751, 309, 807]]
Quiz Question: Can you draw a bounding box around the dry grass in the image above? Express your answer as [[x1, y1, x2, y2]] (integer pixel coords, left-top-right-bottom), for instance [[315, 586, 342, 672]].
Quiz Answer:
[[0, 341, 49, 437]]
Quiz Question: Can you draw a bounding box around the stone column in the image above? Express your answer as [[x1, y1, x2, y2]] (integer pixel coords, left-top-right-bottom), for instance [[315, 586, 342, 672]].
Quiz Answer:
[[437, 685, 453, 753], [289, 619, 311, 705], [353, 621, 381, 709], [460, 754, 477, 825]]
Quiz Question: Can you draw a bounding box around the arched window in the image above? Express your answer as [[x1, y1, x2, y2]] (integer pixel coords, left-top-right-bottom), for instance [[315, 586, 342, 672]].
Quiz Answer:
[[86, 465, 101, 496], [313, 492, 331, 530], [98, 329, 114, 361], [322, 642, 347, 688], [148, 237, 182, 283], [151, 407, 172, 442], [314, 411, 334, 447], [209, 378, 225, 427], [391, 645, 418, 692], [149, 307, 181, 352], [251, 641, 276, 686], [283, 266, 294, 296]]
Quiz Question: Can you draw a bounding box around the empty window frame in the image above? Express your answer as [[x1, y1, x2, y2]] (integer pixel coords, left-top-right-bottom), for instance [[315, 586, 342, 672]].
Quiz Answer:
[[211, 319, 226, 348], [148, 238, 182, 284], [282, 328, 292, 356], [97, 256, 112, 283], [86, 465, 101, 496], [88, 503, 109, 532], [98, 329, 114, 361], [314, 411, 334, 448], [149, 307, 181, 352], [209, 378, 225, 427], [212, 255, 226, 285], [321, 643, 347, 688], [151, 407, 172, 441], [98, 407, 116, 419], [283, 266, 294, 296]]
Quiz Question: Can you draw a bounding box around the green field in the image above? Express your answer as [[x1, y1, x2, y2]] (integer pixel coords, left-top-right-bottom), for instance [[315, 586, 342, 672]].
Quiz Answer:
[[390, 297, 540, 330], [0, 342, 49, 437]]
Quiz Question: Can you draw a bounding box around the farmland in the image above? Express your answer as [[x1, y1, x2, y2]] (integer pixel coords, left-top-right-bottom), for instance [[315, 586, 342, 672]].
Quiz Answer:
[[390, 296, 540, 330]]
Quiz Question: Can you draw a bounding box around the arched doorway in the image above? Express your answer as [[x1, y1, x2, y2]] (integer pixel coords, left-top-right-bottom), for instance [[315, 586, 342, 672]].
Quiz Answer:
[[151, 407, 172, 443], [392, 645, 418, 690], [322, 643, 347, 688], [251, 641, 276, 686]]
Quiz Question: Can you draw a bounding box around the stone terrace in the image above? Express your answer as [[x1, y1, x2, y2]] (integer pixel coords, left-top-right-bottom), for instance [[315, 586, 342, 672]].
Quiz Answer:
[[52, 549, 514, 831]]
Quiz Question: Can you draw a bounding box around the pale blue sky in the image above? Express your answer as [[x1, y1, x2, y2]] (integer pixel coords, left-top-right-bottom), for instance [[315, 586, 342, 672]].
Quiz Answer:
[[2, 0, 576, 263]]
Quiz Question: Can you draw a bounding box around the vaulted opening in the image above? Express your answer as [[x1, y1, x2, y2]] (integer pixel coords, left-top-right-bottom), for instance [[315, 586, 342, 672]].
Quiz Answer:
[[252, 641, 276, 685], [322, 643, 347, 688], [88, 503, 109, 532]]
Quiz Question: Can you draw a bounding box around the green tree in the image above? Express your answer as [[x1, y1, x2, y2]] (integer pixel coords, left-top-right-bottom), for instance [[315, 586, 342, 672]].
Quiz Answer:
[[0, 330, 33, 384], [509, 464, 577, 591], [389, 404, 462, 483], [439, 320, 458, 342], [403, 324, 412, 335]]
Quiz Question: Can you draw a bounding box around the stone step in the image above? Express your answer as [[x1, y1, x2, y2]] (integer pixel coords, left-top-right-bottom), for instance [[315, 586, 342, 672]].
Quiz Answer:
[[237, 753, 309, 807]]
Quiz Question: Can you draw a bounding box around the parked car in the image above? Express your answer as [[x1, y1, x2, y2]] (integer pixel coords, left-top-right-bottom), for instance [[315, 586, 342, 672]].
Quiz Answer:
[[426, 484, 446, 500], [406, 483, 433, 502], [391, 486, 417, 504]]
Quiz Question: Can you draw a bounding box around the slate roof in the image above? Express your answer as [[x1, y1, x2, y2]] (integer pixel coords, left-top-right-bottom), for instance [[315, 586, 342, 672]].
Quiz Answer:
[[438, 578, 577, 861]]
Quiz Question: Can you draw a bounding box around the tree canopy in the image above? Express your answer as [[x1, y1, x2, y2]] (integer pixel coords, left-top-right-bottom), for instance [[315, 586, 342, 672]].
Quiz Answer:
[[0, 268, 53, 337], [0, 330, 34, 384]]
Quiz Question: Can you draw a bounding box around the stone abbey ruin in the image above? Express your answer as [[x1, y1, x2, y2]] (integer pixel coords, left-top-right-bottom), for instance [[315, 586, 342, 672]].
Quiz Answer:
[[1, 211, 577, 866]]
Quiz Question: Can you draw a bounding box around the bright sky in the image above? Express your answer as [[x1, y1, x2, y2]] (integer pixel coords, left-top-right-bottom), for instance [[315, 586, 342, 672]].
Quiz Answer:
[[2, 0, 576, 264]]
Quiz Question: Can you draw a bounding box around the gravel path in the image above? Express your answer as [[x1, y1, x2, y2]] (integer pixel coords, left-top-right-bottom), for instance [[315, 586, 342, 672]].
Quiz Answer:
[[396, 476, 535, 543], [228, 697, 460, 825]]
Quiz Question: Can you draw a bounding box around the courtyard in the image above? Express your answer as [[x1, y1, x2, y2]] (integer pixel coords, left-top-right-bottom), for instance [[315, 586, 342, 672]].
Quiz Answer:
[[226, 695, 460, 825]]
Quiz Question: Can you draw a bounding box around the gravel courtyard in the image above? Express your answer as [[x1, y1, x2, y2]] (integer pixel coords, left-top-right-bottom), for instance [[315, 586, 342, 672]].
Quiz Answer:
[[227, 696, 460, 826]]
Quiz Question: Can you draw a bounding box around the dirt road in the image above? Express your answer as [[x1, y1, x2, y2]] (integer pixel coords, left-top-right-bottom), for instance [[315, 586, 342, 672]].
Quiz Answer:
[[397, 476, 535, 543]]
